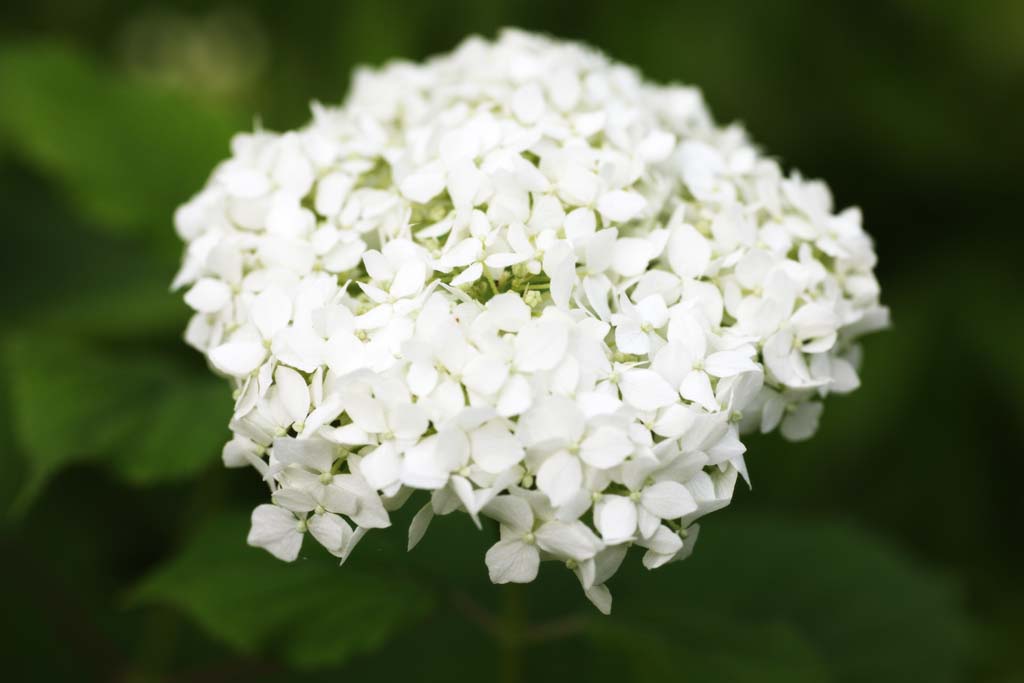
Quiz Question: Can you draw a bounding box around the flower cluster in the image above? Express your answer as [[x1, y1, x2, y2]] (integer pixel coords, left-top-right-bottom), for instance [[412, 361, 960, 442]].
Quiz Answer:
[[174, 29, 887, 613]]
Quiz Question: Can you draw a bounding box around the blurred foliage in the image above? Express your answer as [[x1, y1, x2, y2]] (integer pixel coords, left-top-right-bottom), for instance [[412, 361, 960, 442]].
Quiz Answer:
[[130, 511, 435, 670], [0, 1, 1022, 681]]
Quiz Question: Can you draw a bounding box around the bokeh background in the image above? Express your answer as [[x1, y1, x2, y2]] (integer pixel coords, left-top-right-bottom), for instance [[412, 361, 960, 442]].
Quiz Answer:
[[1, 1, 1022, 681]]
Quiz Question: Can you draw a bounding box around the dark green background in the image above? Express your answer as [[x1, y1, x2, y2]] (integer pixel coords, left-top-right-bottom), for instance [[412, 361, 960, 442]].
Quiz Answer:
[[1, 1, 1022, 681]]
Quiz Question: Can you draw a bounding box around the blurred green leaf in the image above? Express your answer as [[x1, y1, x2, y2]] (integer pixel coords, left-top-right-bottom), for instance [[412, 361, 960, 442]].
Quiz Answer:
[[0, 41, 241, 243], [5, 334, 168, 505], [587, 612, 830, 682], [24, 268, 190, 341], [111, 375, 230, 485], [626, 512, 975, 683], [129, 511, 436, 670], [0, 167, 188, 341], [4, 334, 228, 507]]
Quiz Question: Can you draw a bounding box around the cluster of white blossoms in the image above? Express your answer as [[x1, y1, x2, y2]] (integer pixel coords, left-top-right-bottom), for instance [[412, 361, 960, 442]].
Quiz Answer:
[[173, 29, 887, 613]]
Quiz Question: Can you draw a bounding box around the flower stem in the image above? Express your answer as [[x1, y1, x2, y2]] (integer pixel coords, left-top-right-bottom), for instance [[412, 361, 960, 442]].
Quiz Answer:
[[499, 584, 526, 683]]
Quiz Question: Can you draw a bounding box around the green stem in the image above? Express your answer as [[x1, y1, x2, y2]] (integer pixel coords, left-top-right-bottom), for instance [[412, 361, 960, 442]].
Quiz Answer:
[[499, 584, 526, 683]]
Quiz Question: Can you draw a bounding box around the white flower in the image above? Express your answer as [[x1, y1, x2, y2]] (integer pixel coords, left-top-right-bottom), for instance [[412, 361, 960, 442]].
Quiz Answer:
[[611, 293, 669, 356], [653, 309, 759, 411], [175, 28, 887, 613], [247, 503, 359, 561], [483, 493, 603, 583]]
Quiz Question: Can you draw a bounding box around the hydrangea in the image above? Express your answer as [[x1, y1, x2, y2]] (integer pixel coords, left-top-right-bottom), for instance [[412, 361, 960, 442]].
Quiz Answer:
[[174, 29, 887, 614]]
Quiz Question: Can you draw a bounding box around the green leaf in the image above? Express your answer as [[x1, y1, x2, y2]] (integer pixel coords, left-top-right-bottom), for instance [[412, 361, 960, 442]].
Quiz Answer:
[[4, 334, 229, 507], [5, 335, 169, 504], [587, 612, 831, 683], [626, 512, 974, 683], [0, 41, 241, 241], [0, 167, 188, 341], [111, 375, 231, 485], [129, 511, 436, 670]]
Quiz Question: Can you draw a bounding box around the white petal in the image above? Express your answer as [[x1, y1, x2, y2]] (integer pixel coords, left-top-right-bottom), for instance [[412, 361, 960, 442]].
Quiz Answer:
[[667, 223, 711, 279], [641, 481, 698, 519], [349, 495, 391, 530], [307, 513, 352, 555], [442, 238, 484, 269], [496, 374, 532, 417], [344, 394, 388, 433], [564, 207, 596, 243], [266, 202, 314, 237], [399, 161, 446, 203], [515, 317, 568, 372], [390, 261, 427, 299], [303, 393, 343, 435], [318, 482, 359, 515], [251, 287, 292, 340], [209, 341, 266, 378], [668, 311, 708, 358], [544, 241, 576, 310], [388, 402, 429, 440], [680, 370, 719, 412], [451, 262, 483, 287], [272, 487, 316, 513], [584, 584, 613, 615], [221, 163, 269, 198], [470, 420, 525, 474], [247, 504, 302, 561], [222, 435, 259, 469], [335, 473, 390, 529], [407, 362, 439, 397], [704, 350, 759, 378], [614, 322, 649, 356], [401, 437, 449, 489], [274, 366, 311, 425], [652, 341, 694, 390], [536, 451, 583, 507], [517, 396, 585, 446], [451, 475, 483, 527], [651, 403, 696, 439], [535, 520, 602, 561], [635, 295, 669, 328], [339, 527, 368, 565], [611, 238, 653, 278], [273, 436, 335, 471], [407, 503, 434, 550], [484, 252, 528, 268], [446, 160, 483, 209], [360, 443, 402, 491], [579, 425, 634, 469], [760, 393, 787, 433], [184, 278, 231, 313], [485, 539, 540, 584], [314, 172, 353, 217], [780, 402, 824, 441], [593, 543, 629, 585], [574, 558, 597, 590], [594, 495, 637, 544], [362, 250, 393, 282], [619, 369, 678, 411], [637, 129, 676, 162], [485, 293, 532, 332], [637, 506, 661, 539], [556, 164, 598, 206], [597, 190, 646, 224], [642, 524, 685, 556], [463, 354, 510, 396], [512, 83, 546, 124], [483, 494, 534, 533]]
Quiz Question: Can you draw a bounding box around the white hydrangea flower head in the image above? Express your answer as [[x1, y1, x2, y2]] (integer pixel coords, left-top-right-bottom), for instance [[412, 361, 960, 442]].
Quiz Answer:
[[174, 29, 888, 614]]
